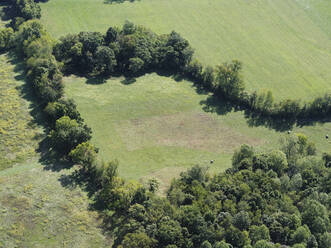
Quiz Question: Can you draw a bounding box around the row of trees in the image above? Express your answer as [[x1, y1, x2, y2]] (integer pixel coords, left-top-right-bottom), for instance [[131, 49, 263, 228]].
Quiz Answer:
[[184, 59, 331, 121]]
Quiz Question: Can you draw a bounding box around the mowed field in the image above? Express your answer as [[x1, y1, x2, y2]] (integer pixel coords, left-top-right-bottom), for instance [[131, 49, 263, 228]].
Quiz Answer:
[[41, 0, 331, 100], [64, 74, 331, 186]]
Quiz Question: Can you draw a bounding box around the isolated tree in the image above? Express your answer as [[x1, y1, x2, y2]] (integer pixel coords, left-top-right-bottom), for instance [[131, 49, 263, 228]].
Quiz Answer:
[[148, 178, 160, 193]]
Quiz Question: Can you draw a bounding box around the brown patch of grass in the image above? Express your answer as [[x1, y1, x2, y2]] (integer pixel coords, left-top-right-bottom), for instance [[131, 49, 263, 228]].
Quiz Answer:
[[117, 111, 263, 153]]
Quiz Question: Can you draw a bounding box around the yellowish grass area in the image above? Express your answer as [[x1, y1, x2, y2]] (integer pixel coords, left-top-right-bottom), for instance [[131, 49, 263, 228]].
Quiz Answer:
[[0, 54, 42, 171]]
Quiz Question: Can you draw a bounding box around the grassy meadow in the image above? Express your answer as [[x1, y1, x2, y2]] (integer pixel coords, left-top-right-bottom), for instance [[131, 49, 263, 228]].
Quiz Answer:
[[0, 160, 111, 248], [64, 74, 331, 187], [41, 0, 331, 100], [0, 54, 42, 171]]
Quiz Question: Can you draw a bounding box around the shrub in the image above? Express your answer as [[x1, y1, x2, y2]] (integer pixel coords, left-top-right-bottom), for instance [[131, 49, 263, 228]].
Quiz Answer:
[[49, 116, 92, 154], [0, 28, 14, 51]]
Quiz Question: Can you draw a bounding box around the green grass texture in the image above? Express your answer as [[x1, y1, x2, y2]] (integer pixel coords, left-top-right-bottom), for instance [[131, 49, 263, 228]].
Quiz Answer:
[[41, 0, 331, 100], [64, 74, 331, 185]]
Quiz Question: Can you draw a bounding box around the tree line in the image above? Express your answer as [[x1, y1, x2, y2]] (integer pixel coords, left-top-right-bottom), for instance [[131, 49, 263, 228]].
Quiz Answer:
[[0, 0, 330, 247], [53, 21, 331, 125]]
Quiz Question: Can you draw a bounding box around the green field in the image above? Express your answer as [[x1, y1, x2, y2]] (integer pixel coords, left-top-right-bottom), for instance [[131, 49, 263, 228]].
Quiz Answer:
[[0, 161, 111, 248], [41, 0, 331, 100], [64, 74, 331, 188]]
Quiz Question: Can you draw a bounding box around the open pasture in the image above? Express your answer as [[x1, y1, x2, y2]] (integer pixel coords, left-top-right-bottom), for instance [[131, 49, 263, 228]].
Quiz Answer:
[[64, 74, 331, 185], [41, 0, 331, 100]]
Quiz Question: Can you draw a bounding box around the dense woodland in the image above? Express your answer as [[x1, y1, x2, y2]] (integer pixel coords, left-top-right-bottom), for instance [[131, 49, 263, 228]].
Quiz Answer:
[[0, 0, 330, 247]]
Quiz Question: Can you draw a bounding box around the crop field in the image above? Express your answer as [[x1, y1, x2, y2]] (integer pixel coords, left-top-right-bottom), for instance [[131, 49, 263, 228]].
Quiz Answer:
[[41, 0, 331, 100], [64, 74, 331, 187]]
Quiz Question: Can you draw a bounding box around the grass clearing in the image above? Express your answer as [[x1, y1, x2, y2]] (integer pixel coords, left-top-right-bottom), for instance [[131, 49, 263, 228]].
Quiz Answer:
[[0, 54, 42, 171], [64, 74, 331, 185], [0, 160, 111, 248], [41, 0, 331, 100]]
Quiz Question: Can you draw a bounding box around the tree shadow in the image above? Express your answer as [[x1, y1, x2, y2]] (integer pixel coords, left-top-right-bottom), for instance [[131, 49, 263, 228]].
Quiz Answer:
[[6, 52, 75, 172], [85, 76, 108, 85], [120, 77, 136, 85], [8, 52, 47, 129], [104, 0, 140, 4], [7, 52, 104, 207], [199, 94, 235, 116], [58, 168, 101, 198], [198, 87, 330, 132], [243, 110, 296, 132]]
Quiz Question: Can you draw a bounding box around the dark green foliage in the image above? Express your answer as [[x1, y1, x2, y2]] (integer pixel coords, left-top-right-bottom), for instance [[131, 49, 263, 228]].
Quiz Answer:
[[54, 22, 194, 76], [160, 31, 194, 71], [44, 98, 82, 125], [95, 45, 117, 75], [13, 0, 41, 21], [232, 144, 254, 170], [49, 116, 92, 154], [69, 142, 98, 168], [105, 26, 118, 44], [232, 211, 251, 230], [253, 240, 274, 248], [249, 225, 270, 244], [214, 60, 244, 100], [128, 57, 144, 75], [119, 232, 157, 248], [0, 28, 14, 51], [26, 56, 63, 102]]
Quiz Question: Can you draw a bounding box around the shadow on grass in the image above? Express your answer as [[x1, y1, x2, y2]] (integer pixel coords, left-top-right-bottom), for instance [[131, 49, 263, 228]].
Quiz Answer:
[[104, 0, 140, 4], [120, 77, 136, 85], [86, 76, 108, 85], [7, 53, 71, 169], [198, 92, 331, 132], [7, 52, 105, 211]]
